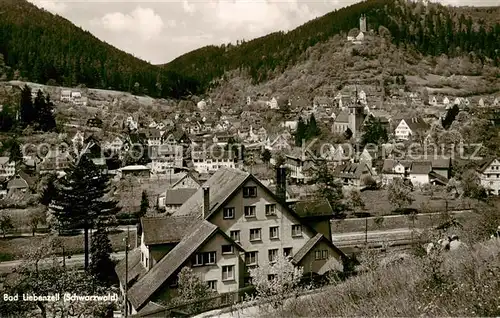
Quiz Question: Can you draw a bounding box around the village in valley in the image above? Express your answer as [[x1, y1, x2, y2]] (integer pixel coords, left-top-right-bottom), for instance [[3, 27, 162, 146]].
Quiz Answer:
[[0, 2, 500, 317]]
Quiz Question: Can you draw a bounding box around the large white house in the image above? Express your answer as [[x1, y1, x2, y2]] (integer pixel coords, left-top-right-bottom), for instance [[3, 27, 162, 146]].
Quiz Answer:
[[394, 118, 430, 141], [478, 158, 500, 195]]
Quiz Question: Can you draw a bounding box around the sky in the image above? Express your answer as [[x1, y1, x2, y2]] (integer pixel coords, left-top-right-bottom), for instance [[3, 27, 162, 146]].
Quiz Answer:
[[28, 0, 499, 65]]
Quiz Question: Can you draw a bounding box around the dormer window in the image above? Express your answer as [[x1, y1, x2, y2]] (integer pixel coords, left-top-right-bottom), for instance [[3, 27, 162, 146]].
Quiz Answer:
[[243, 186, 257, 198]]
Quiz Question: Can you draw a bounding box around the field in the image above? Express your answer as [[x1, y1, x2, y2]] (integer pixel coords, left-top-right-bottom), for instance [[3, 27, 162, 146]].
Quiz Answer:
[[358, 189, 472, 217], [0, 229, 137, 261]]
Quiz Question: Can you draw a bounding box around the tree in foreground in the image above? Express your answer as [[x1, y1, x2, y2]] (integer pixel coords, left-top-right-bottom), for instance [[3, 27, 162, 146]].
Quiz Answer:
[[0, 213, 14, 237], [360, 116, 388, 147], [387, 178, 414, 210], [249, 254, 303, 310], [0, 237, 115, 318], [51, 154, 120, 270], [169, 267, 214, 314], [19, 84, 35, 127], [349, 190, 365, 213], [89, 226, 115, 286], [311, 161, 345, 217], [261, 148, 272, 164]]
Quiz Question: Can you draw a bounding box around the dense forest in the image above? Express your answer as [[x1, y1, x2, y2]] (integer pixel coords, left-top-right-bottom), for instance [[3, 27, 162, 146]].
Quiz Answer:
[[0, 0, 499, 98], [0, 0, 199, 98], [164, 0, 500, 90]]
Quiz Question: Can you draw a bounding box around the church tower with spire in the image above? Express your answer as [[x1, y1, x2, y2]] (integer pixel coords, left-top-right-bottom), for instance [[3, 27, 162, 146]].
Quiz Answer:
[[359, 14, 367, 33]]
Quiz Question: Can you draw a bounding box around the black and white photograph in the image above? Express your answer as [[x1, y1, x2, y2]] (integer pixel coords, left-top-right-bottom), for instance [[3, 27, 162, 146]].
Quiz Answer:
[[0, 0, 499, 317]]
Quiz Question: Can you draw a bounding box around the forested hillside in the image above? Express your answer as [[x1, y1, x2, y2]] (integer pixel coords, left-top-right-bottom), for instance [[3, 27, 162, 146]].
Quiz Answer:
[[163, 0, 500, 91], [0, 0, 199, 98]]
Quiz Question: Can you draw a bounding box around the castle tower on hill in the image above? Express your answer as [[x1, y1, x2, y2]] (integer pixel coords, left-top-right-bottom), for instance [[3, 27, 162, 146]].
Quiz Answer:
[[359, 15, 367, 33]]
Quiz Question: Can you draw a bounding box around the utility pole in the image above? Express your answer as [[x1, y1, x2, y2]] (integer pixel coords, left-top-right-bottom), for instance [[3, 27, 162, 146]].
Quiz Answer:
[[365, 217, 368, 245], [124, 226, 130, 318]]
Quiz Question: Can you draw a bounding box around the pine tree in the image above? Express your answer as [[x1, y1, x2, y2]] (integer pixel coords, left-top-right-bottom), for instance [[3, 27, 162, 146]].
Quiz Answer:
[[8, 138, 22, 167], [295, 117, 307, 146], [34, 91, 56, 132], [89, 226, 115, 286], [52, 154, 120, 270], [306, 114, 321, 139], [139, 190, 149, 218], [19, 85, 35, 127], [40, 174, 57, 207]]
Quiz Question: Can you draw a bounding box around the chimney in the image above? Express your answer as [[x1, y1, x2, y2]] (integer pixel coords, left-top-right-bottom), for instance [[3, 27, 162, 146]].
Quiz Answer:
[[203, 186, 210, 218], [276, 166, 287, 203]]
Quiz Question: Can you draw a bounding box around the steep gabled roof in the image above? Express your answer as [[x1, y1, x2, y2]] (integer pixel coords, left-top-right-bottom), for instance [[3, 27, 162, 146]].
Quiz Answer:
[[333, 162, 371, 179], [164, 188, 198, 206], [410, 161, 432, 175], [171, 171, 202, 188], [477, 158, 498, 173], [141, 216, 198, 245], [115, 248, 147, 289], [292, 233, 346, 264], [335, 111, 349, 123], [173, 168, 250, 218], [400, 117, 430, 132], [127, 220, 218, 310], [293, 199, 333, 218]]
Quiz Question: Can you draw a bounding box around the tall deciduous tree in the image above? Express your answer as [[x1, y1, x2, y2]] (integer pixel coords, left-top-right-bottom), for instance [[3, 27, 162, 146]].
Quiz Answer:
[[387, 178, 414, 210], [51, 154, 119, 270], [311, 161, 345, 217], [8, 138, 22, 167], [249, 254, 303, 309]]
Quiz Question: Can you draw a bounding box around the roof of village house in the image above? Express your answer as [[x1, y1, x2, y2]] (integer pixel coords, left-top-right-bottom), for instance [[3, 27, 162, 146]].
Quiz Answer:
[[121, 165, 150, 171], [429, 171, 448, 185], [127, 220, 218, 310], [334, 111, 349, 123], [7, 175, 29, 189], [292, 233, 345, 264], [164, 188, 197, 206], [143, 129, 161, 139], [477, 158, 498, 173], [400, 117, 430, 132], [173, 168, 250, 218], [410, 161, 432, 175], [0, 157, 11, 165], [171, 172, 202, 188], [141, 216, 198, 245], [381, 159, 412, 173], [293, 199, 333, 218], [115, 248, 147, 289], [333, 162, 371, 179]]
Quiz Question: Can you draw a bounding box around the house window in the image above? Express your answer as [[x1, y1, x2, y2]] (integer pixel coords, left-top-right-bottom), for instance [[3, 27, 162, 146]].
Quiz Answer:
[[194, 252, 216, 266], [244, 206, 256, 218], [207, 280, 217, 291], [283, 247, 293, 257], [269, 226, 279, 239], [243, 186, 257, 198], [223, 207, 235, 219], [145, 257, 148, 268], [250, 228, 261, 241], [245, 251, 258, 266], [222, 265, 235, 281], [194, 253, 204, 266], [265, 204, 276, 216], [222, 245, 234, 255], [268, 274, 276, 281], [230, 230, 240, 242], [315, 250, 328, 260], [268, 249, 278, 263], [292, 225, 302, 237]]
